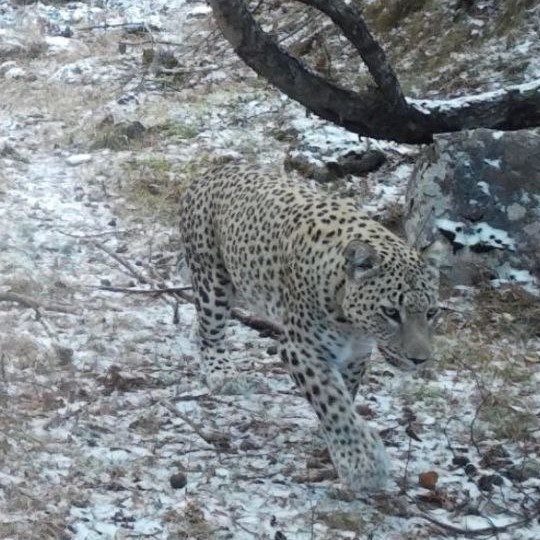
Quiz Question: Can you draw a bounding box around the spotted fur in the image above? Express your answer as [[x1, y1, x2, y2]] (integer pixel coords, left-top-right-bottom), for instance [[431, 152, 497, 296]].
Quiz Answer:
[[180, 162, 441, 492]]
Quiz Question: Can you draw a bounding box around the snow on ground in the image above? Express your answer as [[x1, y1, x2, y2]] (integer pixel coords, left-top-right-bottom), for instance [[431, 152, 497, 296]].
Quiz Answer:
[[0, 1, 539, 539]]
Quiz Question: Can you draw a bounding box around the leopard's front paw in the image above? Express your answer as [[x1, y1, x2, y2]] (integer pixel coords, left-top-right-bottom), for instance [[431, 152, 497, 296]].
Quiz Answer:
[[326, 424, 389, 493]]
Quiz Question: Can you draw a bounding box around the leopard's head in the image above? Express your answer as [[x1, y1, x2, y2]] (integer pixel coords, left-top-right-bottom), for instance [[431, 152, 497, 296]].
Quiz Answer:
[[339, 239, 442, 370]]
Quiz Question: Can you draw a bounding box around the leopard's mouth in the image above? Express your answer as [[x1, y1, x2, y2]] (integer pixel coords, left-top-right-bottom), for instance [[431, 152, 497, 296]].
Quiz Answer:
[[378, 346, 417, 371]]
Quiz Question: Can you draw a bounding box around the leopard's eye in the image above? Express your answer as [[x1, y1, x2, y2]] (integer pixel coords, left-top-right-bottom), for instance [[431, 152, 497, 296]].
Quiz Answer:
[[427, 307, 439, 320], [382, 306, 401, 323]]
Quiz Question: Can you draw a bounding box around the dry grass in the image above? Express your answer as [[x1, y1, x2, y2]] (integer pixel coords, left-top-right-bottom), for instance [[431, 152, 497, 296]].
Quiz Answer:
[[360, 0, 539, 95], [163, 500, 214, 538], [2, 78, 115, 139], [363, 0, 430, 32], [90, 118, 200, 151], [474, 285, 540, 340], [490, 0, 539, 36], [478, 393, 537, 442], [316, 509, 370, 532], [435, 283, 539, 443], [119, 156, 208, 222]]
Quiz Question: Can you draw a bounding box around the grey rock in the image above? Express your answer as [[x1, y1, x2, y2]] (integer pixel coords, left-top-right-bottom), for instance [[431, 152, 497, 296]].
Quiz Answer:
[[477, 474, 504, 491], [285, 149, 386, 182], [504, 459, 540, 482], [327, 149, 386, 178], [404, 128, 540, 288], [169, 472, 187, 489]]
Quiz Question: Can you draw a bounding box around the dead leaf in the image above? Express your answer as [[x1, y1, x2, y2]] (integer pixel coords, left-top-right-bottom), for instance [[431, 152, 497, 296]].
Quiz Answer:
[[419, 470, 439, 490]]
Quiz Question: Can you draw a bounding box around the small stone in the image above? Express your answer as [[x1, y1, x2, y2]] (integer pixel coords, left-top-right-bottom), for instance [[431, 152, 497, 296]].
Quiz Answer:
[[452, 455, 469, 467], [477, 475, 493, 491], [274, 532, 287, 540], [418, 471, 438, 490], [356, 404, 375, 418], [108, 218, 117, 227], [66, 154, 92, 166], [239, 439, 260, 451], [55, 346, 74, 365], [266, 345, 278, 355], [491, 474, 504, 486], [100, 279, 111, 287], [60, 27, 73, 38], [478, 474, 504, 491], [480, 445, 511, 468], [504, 459, 540, 482], [169, 472, 187, 489]]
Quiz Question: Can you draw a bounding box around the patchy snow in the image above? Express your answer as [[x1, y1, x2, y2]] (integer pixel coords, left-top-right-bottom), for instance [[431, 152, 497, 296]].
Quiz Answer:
[[492, 265, 539, 294], [3, 65, 25, 79], [484, 158, 501, 169], [477, 180, 491, 195], [408, 79, 540, 113], [436, 218, 516, 250], [290, 116, 363, 166], [0, 1, 538, 539]]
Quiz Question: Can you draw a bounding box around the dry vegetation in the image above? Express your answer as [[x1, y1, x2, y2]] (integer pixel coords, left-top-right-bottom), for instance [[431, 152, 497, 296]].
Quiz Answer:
[[436, 285, 539, 442], [253, 0, 540, 97], [1, 1, 539, 538]]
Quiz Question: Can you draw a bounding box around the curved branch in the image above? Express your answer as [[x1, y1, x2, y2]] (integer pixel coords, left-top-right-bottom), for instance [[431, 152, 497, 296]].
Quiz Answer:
[[209, 0, 540, 143], [208, 0, 430, 142], [297, 0, 408, 114]]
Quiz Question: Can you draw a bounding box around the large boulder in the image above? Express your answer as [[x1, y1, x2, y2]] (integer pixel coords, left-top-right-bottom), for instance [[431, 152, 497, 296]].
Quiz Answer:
[[404, 128, 540, 289]]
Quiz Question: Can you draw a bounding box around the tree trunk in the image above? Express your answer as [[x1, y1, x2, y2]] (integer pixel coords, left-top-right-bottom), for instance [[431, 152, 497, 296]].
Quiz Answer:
[[208, 0, 540, 144]]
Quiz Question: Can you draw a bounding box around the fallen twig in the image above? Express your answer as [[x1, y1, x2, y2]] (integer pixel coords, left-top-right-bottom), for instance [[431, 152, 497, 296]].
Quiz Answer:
[[172, 284, 283, 337], [91, 285, 193, 294], [89, 242, 284, 338], [78, 21, 151, 32], [57, 229, 133, 239], [414, 510, 540, 538], [161, 401, 232, 451], [0, 292, 74, 314], [91, 242, 148, 284]]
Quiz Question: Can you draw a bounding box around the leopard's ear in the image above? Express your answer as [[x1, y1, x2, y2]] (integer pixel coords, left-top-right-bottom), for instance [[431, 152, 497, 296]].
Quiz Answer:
[[344, 240, 382, 281]]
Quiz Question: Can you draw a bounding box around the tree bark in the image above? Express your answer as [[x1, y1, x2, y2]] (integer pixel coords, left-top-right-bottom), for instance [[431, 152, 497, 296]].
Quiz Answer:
[[297, 0, 409, 114], [208, 0, 540, 144]]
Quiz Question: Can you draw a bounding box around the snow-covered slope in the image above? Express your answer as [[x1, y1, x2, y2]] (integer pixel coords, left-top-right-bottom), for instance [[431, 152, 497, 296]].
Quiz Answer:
[[0, 1, 539, 539]]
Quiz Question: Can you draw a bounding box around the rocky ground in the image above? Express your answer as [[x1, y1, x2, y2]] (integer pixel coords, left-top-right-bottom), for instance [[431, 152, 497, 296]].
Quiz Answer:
[[0, 1, 539, 539]]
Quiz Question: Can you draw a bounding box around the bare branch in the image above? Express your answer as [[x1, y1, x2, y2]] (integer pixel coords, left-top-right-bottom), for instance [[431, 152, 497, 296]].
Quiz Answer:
[[0, 292, 74, 314], [161, 400, 232, 451], [209, 0, 540, 143], [91, 285, 193, 294], [414, 510, 540, 538], [209, 0, 429, 142], [89, 239, 284, 339], [297, 0, 408, 114]]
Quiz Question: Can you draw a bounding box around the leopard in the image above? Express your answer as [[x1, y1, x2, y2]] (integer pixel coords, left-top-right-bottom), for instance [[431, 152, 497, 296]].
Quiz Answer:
[[180, 162, 441, 493]]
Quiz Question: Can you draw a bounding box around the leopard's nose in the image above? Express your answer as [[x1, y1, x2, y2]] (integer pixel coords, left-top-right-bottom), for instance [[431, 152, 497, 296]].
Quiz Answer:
[[407, 356, 428, 365]]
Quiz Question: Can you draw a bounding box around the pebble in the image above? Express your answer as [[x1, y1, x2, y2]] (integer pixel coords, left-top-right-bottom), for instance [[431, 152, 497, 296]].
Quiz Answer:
[[169, 472, 187, 489], [478, 474, 504, 491], [452, 455, 469, 467], [504, 459, 540, 482], [418, 471, 439, 490]]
